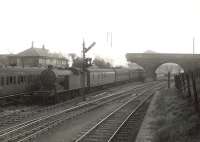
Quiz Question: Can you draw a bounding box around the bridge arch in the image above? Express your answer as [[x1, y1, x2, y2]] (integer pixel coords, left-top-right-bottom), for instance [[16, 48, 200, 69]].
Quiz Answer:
[[155, 62, 184, 80], [154, 62, 185, 72], [129, 61, 185, 80], [126, 53, 200, 80]]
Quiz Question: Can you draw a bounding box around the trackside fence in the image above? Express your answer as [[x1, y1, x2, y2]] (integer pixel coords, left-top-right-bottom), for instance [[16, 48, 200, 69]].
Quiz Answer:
[[174, 71, 200, 112]]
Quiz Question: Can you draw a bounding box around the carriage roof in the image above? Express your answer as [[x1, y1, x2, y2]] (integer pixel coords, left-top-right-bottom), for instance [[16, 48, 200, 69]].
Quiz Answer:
[[86, 68, 115, 72], [0, 66, 45, 75]]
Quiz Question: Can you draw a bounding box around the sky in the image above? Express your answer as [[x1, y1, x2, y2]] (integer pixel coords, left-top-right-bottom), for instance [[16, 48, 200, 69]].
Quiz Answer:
[[0, 0, 199, 65]]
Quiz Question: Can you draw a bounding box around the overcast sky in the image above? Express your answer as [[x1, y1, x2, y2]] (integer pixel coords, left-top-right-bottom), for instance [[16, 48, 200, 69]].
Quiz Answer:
[[0, 0, 199, 65]]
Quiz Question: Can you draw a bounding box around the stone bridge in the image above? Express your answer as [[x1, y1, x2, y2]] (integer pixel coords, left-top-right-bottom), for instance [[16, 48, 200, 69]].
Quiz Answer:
[[126, 53, 200, 80]]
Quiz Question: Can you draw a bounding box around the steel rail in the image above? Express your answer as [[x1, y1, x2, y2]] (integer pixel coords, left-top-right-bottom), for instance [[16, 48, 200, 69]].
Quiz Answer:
[[18, 84, 164, 142], [75, 85, 164, 142], [11, 84, 163, 142], [0, 81, 158, 136], [0, 82, 161, 141], [107, 90, 154, 142]]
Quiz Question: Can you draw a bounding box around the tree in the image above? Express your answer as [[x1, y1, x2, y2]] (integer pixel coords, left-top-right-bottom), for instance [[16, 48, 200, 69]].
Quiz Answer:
[[68, 53, 83, 68], [93, 56, 112, 68], [68, 53, 76, 61]]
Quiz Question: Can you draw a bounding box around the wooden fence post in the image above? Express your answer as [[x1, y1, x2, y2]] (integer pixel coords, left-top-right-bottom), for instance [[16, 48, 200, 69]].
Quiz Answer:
[[191, 72, 199, 111], [182, 73, 186, 92], [186, 73, 191, 97], [178, 74, 182, 91], [168, 72, 170, 88], [174, 75, 179, 89]]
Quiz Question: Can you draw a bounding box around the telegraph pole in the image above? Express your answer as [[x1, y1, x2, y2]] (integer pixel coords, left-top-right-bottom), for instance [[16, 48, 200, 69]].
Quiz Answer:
[[168, 72, 171, 88], [193, 37, 195, 55], [82, 41, 86, 101], [192, 37, 195, 70], [107, 32, 112, 48], [81, 40, 96, 101]]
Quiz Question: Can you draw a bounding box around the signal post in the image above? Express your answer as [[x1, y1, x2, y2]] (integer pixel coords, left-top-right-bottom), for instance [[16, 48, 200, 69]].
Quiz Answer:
[[81, 40, 96, 101]]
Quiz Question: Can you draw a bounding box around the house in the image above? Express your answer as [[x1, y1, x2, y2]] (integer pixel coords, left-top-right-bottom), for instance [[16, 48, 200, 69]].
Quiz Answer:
[[0, 54, 9, 66], [8, 45, 68, 68]]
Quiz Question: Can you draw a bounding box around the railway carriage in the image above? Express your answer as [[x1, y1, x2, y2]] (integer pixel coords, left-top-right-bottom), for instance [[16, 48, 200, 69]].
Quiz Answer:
[[0, 67, 44, 97], [128, 68, 136, 81], [128, 68, 145, 82], [134, 69, 145, 82], [86, 68, 115, 88], [114, 68, 130, 83]]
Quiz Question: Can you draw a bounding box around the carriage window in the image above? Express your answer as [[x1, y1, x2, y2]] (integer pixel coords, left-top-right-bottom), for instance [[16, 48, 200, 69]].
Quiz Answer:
[[18, 76, 20, 84], [29, 75, 32, 82], [10, 76, 13, 84], [21, 76, 23, 83], [28, 75, 31, 82], [6, 76, 9, 85], [13, 76, 16, 84], [1, 77, 4, 86], [24, 76, 26, 82]]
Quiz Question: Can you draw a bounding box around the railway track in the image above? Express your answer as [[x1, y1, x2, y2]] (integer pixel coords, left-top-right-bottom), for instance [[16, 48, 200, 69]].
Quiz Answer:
[[0, 81, 142, 107], [0, 81, 159, 131], [0, 82, 141, 128], [0, 81, 166, 142], [75, 85, 162, 142], [0, 92, 32, 107], [109, 98, 151, 142]]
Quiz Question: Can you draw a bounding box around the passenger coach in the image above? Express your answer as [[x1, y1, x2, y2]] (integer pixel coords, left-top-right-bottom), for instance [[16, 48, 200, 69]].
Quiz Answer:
[[0, 67, 44, 97], [86, 68, 115, 88]]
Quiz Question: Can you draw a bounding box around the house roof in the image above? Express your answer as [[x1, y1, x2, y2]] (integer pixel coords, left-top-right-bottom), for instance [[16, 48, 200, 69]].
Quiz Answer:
[[18, 47, 49, 57], [17, 47, 66, 59]]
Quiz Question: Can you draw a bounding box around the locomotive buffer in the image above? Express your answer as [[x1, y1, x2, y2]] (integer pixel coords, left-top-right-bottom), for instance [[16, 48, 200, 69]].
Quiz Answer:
[[82, 40, 96, 101]]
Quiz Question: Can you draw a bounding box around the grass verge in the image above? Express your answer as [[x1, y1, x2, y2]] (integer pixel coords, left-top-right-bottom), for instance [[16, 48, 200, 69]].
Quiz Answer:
[[150, 88, 200, 142]]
